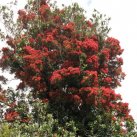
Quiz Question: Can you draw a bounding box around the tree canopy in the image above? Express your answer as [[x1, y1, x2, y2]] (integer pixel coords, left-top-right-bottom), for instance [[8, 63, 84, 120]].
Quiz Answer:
[[0, 0, 136, 136]]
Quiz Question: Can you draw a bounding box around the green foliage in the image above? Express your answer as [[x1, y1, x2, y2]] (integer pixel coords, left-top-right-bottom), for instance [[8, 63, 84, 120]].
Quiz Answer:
[[0, 94, 137, 136], [0, 99, 78, 137], [0, 123, 18, 137]]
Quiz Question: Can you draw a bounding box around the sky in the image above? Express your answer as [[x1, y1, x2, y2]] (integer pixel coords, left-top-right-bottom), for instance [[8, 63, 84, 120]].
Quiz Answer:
[[0, 0, 137, 121]]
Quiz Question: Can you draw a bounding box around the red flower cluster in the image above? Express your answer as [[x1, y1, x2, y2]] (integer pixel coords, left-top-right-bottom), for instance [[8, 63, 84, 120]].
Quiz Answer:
[[0, 3, 125, 97], [101, 48, 110, 61], [63, 22, 75, 31], [23, 46, 46, 73], [106, 37, 124, 56], [39, 4, 50, 15], [82, 39, 98, 52], [86, 20, 93, 28], [46, 34, 54, 42], [5, 110, 19, 122], [81, 70, 98, 86], [86, 55, 99, 69], [18, 10, 36, 28], [50, 67, 80, 85]]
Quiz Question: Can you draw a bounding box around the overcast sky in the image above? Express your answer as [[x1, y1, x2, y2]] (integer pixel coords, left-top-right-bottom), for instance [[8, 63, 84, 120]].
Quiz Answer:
[[0, 0, 137, 121]]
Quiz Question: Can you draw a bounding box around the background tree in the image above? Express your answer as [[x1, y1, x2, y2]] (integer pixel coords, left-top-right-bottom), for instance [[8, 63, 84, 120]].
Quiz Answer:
[[0, 0, 136, 136]]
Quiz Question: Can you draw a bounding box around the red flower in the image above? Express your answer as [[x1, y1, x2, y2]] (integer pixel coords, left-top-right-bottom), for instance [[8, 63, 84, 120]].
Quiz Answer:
[[101, 48, 110, 60], [21, 117, 30, 123], [79, 87, 92, 94], [2, 47, 9, 52], [86, 55, 99, 69], [101, 68, 108, 74], [46, 34, 54, 42], [63, 40, 71, 50], [50, 72, 62, 84], [27, 12, 36, 20], [18, 10, 26, 16], [5, 111, 19, 122], [81, 70, 98, 86], [67, 67, 80, 75], [39, 4, 50, 15], [63, 22, 75, 31], [54, 15, 60, 22], [32, 76, 41, 81], [106, 37, 120, 46], [103, 77, 112, 83], [106, 37, 124, 56], [117, 57, 123, 65], [86, 20, 93, 28], [112, 116, 117, 121], [72, 95, 82, 105], [29, 38, 35, 43], [82, 39, 98, 52], [42, 98, 49, 103]]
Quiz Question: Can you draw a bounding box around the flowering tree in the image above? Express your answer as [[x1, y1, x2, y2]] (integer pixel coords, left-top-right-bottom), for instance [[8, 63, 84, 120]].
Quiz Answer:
[[0, 0, 136, 136]]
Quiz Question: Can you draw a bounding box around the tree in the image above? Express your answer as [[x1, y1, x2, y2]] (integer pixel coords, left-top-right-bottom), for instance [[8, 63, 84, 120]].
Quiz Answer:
[[0, 0, 136, 136]]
